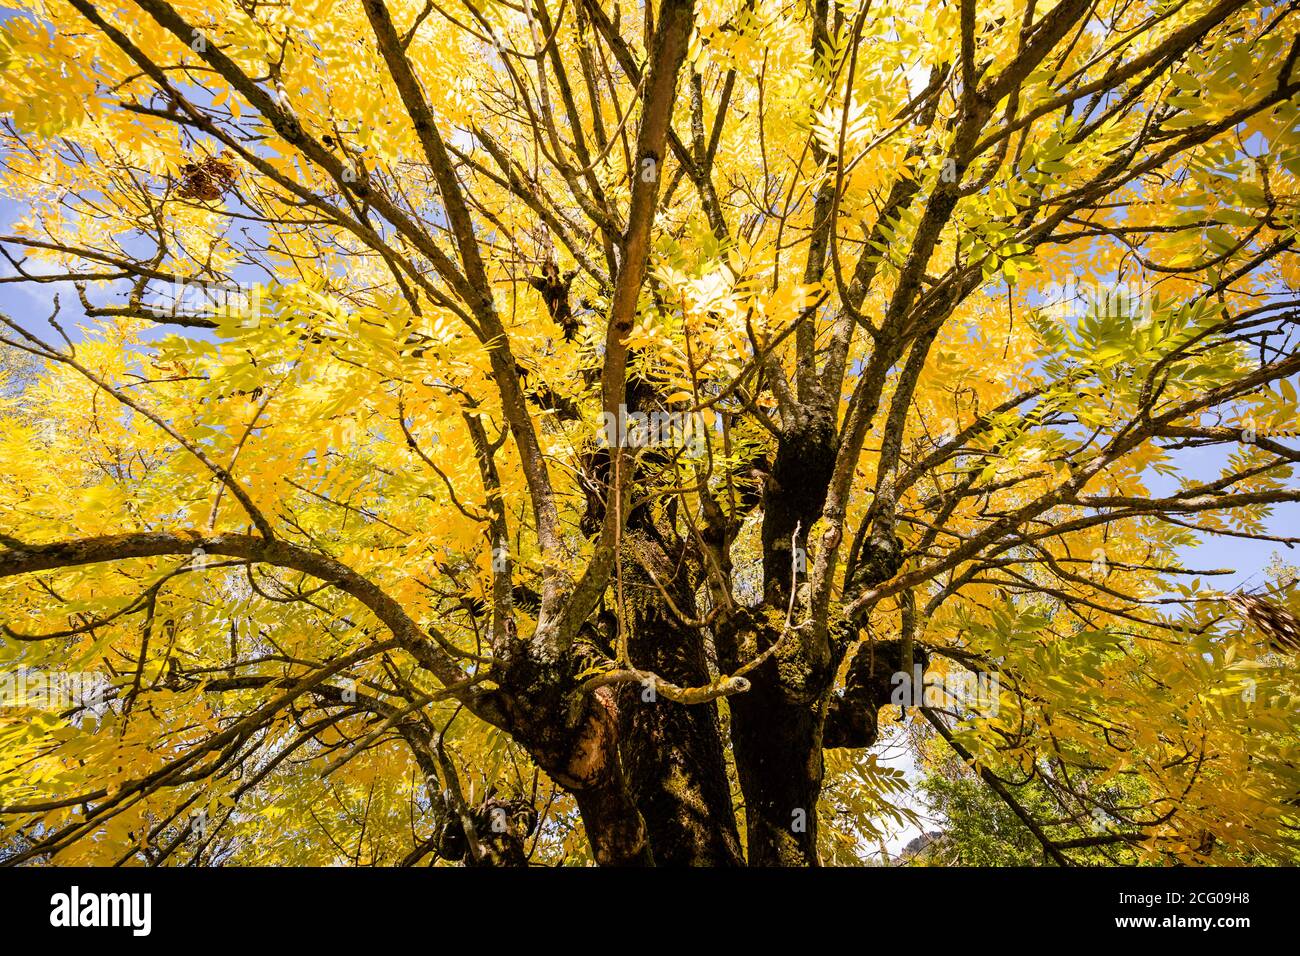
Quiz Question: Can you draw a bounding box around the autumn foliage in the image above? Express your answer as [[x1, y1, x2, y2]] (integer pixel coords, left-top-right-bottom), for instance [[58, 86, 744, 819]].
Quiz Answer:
[[0, 0, 1298, 866]]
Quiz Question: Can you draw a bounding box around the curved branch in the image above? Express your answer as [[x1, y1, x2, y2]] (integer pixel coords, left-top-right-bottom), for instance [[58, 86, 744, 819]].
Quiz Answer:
[[0, 531, 506, 725]]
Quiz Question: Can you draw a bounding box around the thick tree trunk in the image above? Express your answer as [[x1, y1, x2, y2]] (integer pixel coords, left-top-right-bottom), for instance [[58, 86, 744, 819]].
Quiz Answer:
[[571, 778, 654, 866], [616, 528, 744, 865], [722, 409, 840, 865], [726, 630, 831, 866], [500, 654, 653, 865]]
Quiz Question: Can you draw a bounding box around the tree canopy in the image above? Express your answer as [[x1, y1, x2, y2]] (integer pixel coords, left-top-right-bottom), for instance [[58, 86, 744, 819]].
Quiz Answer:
[[0, 0, 1298, 866]]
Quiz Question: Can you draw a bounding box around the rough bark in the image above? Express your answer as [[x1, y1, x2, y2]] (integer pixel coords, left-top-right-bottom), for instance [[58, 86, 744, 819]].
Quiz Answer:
[[728, 398, 839, 865], [498, 653, 652, 865], [616, 528, 744, 866], [824, 638, 923, 748], [719, 612, 832, 866], [728, 684, 827, 865], [759, 407, 838, 607]]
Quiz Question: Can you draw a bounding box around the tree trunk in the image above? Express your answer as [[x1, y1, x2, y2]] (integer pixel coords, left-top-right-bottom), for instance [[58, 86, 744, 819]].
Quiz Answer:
[[724, 409, 841, 865], [726, 631, 830, 866], [500, 654, 653, 865], [616, 528, 744, 865], [760, 409, 837, 606]]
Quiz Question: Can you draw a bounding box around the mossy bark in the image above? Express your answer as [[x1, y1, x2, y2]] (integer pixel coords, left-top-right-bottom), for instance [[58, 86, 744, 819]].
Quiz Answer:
[[615, 528, 743, 866]]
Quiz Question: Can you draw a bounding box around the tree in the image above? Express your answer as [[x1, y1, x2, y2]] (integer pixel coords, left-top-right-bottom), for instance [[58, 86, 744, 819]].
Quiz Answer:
[[0, 0, 1298, 867]]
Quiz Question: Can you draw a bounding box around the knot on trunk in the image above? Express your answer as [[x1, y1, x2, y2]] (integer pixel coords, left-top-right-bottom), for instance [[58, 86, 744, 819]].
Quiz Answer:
[[823, 637, 929, 748], [434, 793, 539, 867]]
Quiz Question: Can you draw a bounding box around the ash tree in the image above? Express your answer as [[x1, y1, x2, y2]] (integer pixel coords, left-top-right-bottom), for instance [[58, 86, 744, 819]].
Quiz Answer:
[[1, 0, 1299, 866]]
